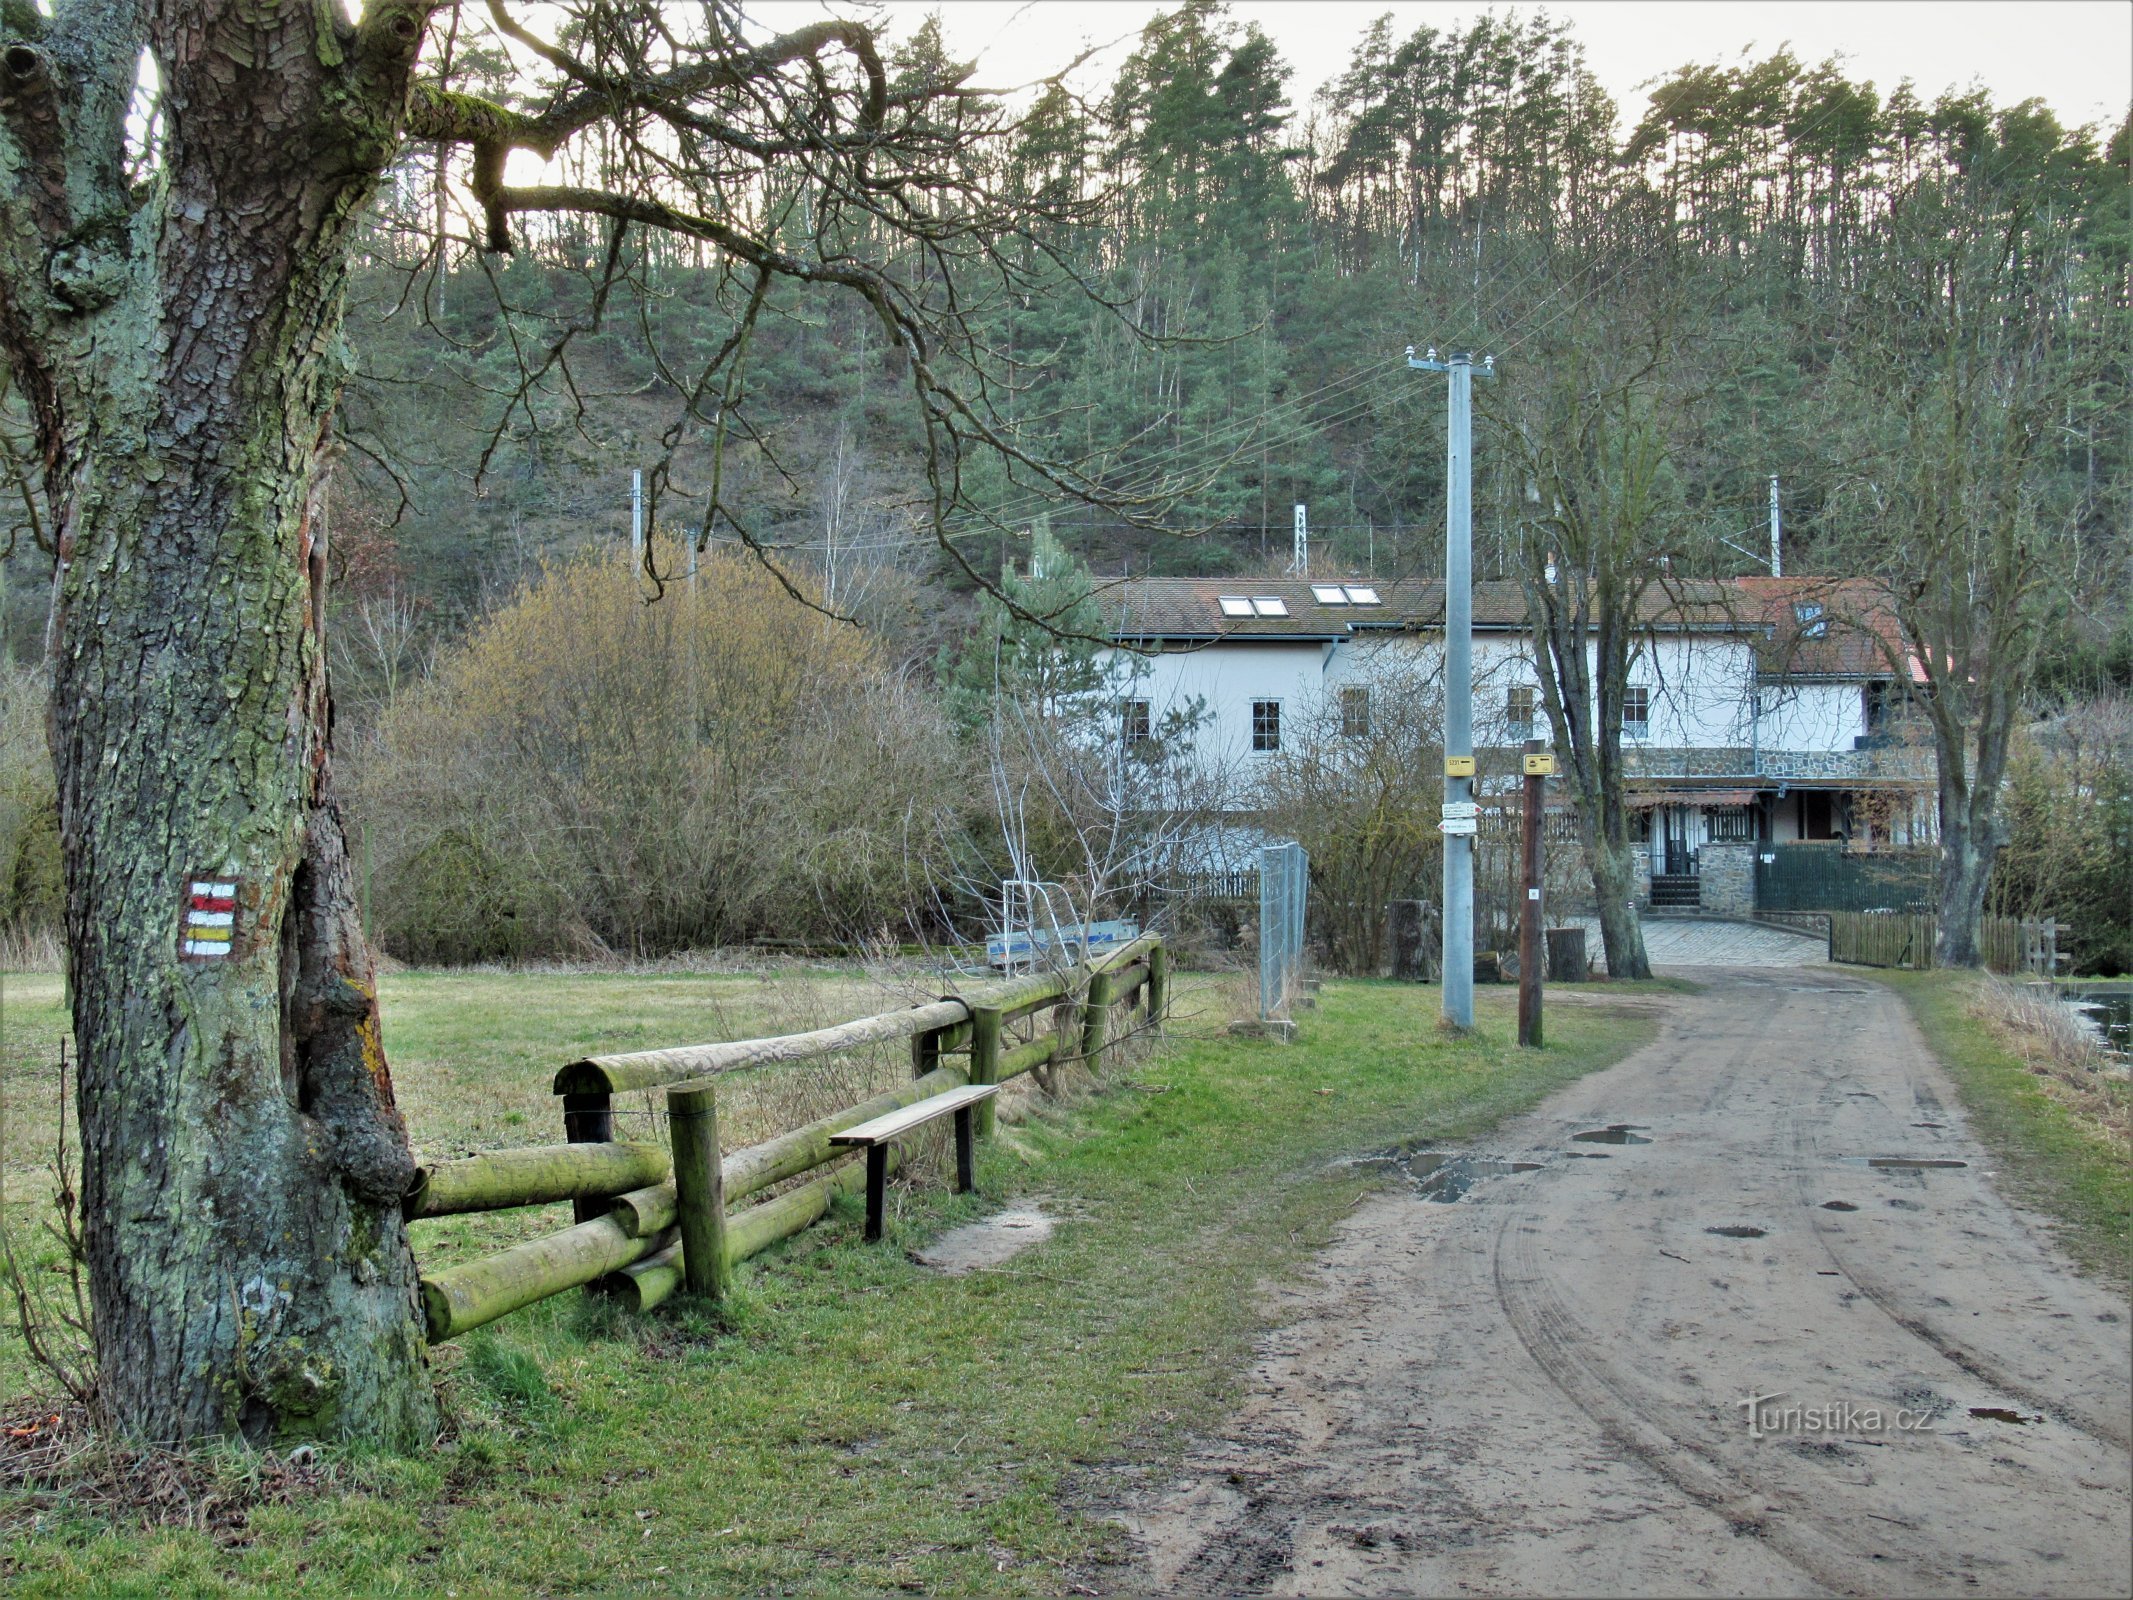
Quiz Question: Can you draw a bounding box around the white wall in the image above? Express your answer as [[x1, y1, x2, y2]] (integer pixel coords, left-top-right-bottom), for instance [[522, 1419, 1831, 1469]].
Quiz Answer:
[[1105, 627, 1883, 799], [1756, 681, 1866, 752]]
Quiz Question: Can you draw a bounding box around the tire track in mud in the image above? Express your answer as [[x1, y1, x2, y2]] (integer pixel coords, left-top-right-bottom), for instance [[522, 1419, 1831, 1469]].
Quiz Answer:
[[1786, 1114, 2131, 1453], [1492, 1200, 1932, 1599]]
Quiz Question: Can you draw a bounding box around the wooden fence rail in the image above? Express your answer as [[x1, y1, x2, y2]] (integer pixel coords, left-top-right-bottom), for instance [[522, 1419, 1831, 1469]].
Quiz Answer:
[[1828, 912, 2061, 974], [411, 935, 1167, 1342]]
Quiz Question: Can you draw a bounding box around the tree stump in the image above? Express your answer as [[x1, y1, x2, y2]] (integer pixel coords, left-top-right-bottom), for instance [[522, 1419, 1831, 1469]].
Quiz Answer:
[[1546, 926, 1589, 982]]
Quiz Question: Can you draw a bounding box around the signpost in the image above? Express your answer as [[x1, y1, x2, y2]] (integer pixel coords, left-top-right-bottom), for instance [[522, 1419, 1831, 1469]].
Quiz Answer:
[[1519, 740, 1553, 1047]]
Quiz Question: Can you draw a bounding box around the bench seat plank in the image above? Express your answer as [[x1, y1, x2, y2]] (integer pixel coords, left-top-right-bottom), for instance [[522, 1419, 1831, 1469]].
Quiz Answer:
[[831, 1084, 998, 1148]]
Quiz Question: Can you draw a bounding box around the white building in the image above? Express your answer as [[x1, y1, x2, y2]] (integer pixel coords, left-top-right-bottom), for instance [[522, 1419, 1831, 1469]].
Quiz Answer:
[[1100, 574, 1936, 914]]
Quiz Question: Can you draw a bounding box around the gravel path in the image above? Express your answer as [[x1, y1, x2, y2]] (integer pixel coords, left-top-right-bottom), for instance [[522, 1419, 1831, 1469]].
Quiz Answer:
[[1113, 969, 2131, 1597]]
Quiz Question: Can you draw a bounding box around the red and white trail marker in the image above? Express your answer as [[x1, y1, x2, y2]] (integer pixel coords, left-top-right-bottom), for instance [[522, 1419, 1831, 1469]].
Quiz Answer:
[[182, 878, 237, 959]]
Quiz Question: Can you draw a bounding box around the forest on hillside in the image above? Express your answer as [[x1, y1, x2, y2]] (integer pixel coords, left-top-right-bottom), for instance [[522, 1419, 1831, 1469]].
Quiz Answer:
[[0, 3, 2126, 965]]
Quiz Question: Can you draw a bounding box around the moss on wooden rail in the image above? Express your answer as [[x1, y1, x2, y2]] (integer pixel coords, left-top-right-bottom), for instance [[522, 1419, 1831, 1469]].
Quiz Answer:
[[422, 1213, 677, 1341], [548, 949, 1139, 1098], [406, 1142, 670, 1219], [419, 935, 1170, 1341]]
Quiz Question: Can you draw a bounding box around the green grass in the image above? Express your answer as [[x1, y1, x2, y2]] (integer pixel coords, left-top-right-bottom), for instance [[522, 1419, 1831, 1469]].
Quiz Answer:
[[1, 972, 1661, 1593], [1873, 970, 2132, 1287]]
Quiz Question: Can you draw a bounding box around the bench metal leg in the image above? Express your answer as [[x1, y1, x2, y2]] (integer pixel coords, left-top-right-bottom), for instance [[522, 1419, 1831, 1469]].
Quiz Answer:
[[864, 1145, 888, 1242], [954, 1106, 975, 1194]]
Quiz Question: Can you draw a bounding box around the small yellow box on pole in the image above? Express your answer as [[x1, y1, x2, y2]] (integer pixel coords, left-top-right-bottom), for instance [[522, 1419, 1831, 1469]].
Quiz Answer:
[[1445, 755, 1476, 778], [1523, 751, 1556, 776]]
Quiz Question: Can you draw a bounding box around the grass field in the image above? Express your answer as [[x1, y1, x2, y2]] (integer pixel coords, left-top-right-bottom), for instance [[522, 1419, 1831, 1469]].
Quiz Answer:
[[0, 966, 1662, 1593], [1873, 970, 2133, 1286]]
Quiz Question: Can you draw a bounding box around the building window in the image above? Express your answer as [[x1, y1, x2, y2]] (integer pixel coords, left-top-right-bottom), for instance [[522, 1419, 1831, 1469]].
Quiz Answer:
[[1340, 686, 1370, 739], [1506, 685, 1535, 739], [1706, 805, 1757, 842], [1121, 698, 1152, 748], [1622, 685, 1650, 737], [1252, 699, 1282, 753], [1795, 601, 1826, 638]]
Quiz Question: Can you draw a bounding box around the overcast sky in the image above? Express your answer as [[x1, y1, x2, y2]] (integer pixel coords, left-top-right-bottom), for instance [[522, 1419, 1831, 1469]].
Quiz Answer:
[[743, 1, 2132, 133]]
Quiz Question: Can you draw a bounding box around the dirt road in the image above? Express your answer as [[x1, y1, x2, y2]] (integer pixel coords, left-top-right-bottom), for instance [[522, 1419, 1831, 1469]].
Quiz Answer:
[[1117, 969, 2132, 1597]]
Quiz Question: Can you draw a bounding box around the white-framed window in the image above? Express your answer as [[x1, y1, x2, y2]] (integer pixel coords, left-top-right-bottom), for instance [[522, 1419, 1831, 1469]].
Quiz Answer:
[[1794, 601, 1826, 638], [1311, 583, 1349, 605], [1343, 585, 1381, 605], [1250, 596, 1288, 617], [1251, 699, 1282, 752], [1622, 684, 1651, 737], [1341, 685, 1371, 739], [1506, 684, 1536, 739], [1121, 698, 1152, 747], [1218, 595, 1253, 618]]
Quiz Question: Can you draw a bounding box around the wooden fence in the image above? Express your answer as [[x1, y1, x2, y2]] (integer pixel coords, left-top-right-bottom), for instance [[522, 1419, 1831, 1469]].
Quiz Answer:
[[1827, 912, 2060, 974], [407, 934, 1168, 1342]]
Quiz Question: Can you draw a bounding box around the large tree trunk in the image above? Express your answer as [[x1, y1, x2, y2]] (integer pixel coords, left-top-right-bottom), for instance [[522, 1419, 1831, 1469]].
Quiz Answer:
[[1933, 771, 1999, 970], [1588, 835, 1652, 981], [2, 5, 435, 1446]]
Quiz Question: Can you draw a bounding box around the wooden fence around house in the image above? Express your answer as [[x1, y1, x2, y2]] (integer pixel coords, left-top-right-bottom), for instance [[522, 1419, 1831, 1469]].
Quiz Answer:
[[405, 935, 1169, 1343], [1827, 912, 2060, 974]]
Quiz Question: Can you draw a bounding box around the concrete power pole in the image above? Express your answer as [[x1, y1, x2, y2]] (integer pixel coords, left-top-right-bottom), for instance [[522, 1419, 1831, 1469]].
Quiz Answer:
[[1768, 475, 1782, 577], [1408, 346, 1492, 1031], [631, 468, 645, 565]]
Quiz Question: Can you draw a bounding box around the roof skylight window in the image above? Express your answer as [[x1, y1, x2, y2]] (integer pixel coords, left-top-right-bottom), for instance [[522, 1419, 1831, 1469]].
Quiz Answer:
[[1311, 584, 1349, 605], [1343, 586, 1381, 605], [1251, 596, 1289, 617], [1218, 595, 1253, 618]]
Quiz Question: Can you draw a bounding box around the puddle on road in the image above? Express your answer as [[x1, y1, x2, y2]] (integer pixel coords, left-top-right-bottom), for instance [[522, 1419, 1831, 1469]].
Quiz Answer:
[[1408, 1153, 1543, 1202], [1867, 1158, 1969, 1170], [1573, 1124, 1652, 1145], [1968, 1407, 2038, 1426], [1706, 1225, 1768, 1239], [1821, 1201, 1860, 1212], [1359, 1148, 1542, 1202]]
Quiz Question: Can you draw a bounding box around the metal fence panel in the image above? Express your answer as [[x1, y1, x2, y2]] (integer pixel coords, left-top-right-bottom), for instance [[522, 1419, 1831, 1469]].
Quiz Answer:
[[1755, 845, 1935, 912], [1259, 841, 1310, 1020]]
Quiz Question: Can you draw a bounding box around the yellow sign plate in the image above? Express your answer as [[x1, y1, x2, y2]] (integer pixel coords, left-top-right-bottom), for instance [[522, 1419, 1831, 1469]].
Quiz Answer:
[[1523, 752, 1556, 776], [1445, 755, 1476, 778]]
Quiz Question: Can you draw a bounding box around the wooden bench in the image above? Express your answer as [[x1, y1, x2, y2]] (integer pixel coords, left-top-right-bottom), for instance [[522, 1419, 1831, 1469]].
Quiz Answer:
[[830, 1084, 999, 1242]]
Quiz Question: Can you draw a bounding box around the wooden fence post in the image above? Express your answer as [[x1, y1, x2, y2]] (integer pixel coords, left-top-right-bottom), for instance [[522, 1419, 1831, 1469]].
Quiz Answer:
[[969, 1004, 1003, 1139], [1080, 969, 1116, 1069], [1146, 942, 1169, 1036], [561, 1091, 614, 1228], [667, 1082, 729, 1300]]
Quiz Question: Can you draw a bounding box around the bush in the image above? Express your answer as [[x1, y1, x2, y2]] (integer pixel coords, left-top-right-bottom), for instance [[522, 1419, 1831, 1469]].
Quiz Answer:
[[353, 547, 969, 960], [1256, 658, 1446, 975], [1989, 703, 2133, 975]]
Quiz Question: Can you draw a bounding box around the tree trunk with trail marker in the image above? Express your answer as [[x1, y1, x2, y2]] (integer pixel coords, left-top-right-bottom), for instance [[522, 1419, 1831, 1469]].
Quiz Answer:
[[0, 3, 437, 1446]]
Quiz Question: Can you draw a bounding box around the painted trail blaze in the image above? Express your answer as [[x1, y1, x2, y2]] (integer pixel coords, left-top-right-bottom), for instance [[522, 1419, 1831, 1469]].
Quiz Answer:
[[182, 877, 237, 959]]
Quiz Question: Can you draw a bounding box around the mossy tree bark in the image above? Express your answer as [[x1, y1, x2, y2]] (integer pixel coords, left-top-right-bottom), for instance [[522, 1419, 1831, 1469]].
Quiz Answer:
[[0, 0, 437, 1446]]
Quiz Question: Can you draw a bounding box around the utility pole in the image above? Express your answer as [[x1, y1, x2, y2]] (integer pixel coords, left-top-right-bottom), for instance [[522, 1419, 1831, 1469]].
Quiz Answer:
[[1767, 475, 1782, 577], [1290, 503, 1308, 576], [631, 468, 644, 565], [1408, 346, 1492, 1031], [1519, 738, 1552, 1048]]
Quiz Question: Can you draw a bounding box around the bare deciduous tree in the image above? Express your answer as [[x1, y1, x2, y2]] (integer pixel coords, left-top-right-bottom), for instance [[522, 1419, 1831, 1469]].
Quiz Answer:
[[0, 0, 1158, 1447]]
